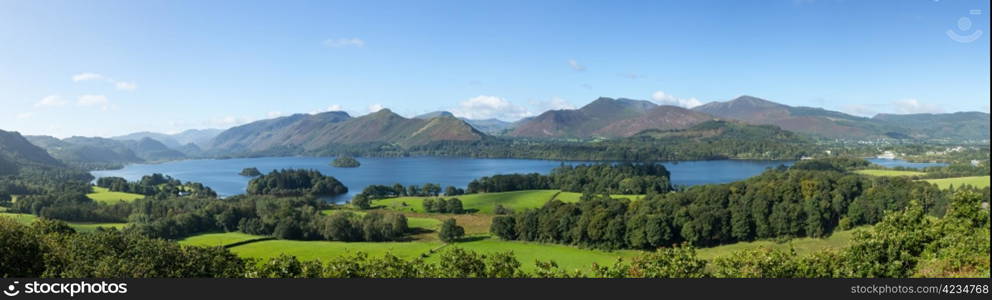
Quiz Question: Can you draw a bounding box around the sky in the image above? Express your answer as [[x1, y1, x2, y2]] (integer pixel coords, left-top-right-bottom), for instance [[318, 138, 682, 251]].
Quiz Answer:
[[1, 0, 989, 138]]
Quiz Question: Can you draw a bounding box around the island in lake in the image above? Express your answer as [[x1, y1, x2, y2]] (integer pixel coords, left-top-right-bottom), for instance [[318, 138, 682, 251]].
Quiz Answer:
[[331, 156, 361, 168]]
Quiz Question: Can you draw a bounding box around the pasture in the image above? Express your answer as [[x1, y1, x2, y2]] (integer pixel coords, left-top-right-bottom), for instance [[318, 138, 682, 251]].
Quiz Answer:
[[0, 212, 128, 233], [854, 169, 925, 177], [178, 232, 268, 247], [923, 176, 990, 190], [86, 186, 145, 204], [372, 190, 644, 214]]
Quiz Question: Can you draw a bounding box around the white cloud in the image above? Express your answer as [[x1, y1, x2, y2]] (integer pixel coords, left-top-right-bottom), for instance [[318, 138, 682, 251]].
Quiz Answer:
[[323, 38, 365, 48], [72, 73, 104, 82], [72, 72, 137, 91], [651, 91, 704, 108], [326, 104, 343, 111], [530, 97, 575, 112], [567, 59, 586, 71], [619, 73, 644, 79], [450, 95, 530, 120], [35, 95, 67, 108], [77, 95, 110, 110], [840, 104, 878, 117], [267, 111, 284, 118], [16, 112, 34, 119], [981, 104, 990, 113], [891, 98, 944, 114], [115, 81, 138, 91], [367, 104, 386, 113]]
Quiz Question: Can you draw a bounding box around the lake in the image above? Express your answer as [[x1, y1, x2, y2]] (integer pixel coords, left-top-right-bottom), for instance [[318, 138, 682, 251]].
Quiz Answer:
[[91, 157, 795, 202], [92, 157, 946, 202]]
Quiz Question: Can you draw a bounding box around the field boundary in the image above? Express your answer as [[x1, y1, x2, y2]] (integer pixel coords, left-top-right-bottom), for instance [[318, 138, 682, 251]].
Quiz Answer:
[[223, 237, 277, 248]]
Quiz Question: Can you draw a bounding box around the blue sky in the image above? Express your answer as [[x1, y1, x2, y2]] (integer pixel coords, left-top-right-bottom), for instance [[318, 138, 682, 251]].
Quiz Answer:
[[1, 0, 989, 138]]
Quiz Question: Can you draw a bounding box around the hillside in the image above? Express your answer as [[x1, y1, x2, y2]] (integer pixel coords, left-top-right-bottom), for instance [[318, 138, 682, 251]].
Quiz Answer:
[[509, 97, 662, 138], [872, 112, 990, 142], [594, 105, 714, 137], [692, 95, 909, 139], [113, 128, 222, 149], [0, 129, 64, 175], [207, 109, 485, 155], [26, 135, 184, 166], [415, 111, 514, 134]]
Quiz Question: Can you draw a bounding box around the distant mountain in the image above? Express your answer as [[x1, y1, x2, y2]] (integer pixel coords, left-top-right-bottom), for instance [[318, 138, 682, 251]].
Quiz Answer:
[[113, 128, 223, 150], [594, 105, 714, 137], [26, 135, 185, 166], [415, 111, 455, 119], [510, 97, 712, 138], [415, 111, 514, 135], [1, 129, 63, 175], [207, 109, 485, 155], [692, 95, 909, 139], [462, 118, 514, 135], [872, 112, 990, 141]]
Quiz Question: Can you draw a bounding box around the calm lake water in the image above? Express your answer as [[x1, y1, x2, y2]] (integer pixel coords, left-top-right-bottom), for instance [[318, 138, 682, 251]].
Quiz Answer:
[[91, 157, 944, 202], [91, 157, 793, 202]]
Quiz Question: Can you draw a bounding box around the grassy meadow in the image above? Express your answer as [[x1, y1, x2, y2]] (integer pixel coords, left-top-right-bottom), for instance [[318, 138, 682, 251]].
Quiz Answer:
[[924, 176, 990, 190], [86, 186, 145, 204], [854, 169, 925, 177], [178, 232, 268, 247], [372, 190, 643, 214], [0, 211, 127, 233]]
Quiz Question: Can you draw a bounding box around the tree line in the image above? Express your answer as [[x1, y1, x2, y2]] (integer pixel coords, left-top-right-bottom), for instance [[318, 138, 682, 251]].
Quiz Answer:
[[3, 190, 986, 278], [247, 169, 348, 197], [489, 161, 983, 250], [467, 163, 673, 195]]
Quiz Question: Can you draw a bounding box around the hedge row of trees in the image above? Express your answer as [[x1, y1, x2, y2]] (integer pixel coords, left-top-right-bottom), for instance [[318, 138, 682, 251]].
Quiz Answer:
[[4, 191, 985, 278], [127, 194, 409, 242], [247, 169, 347, 197], [423, 198, 464, 214], [96, 174, 217, 198], [466, 163, 673, 195], [489, 164, 978, 249], [356, 183, 461, 199]]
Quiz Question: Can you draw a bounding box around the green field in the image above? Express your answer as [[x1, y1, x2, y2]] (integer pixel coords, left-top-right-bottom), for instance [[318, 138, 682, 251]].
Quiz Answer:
[[695, 227, 865, 260], [373, 190, 643, 214], [924, 176, 990, 190], [855, 169, 926, 177], [177, 232, 268, 247], [434, 237, 643, 271], [217, 226, 864, 272], [0, 212, 128, 233], [229, 239, 443, 261], [86, 186, 145, 204]]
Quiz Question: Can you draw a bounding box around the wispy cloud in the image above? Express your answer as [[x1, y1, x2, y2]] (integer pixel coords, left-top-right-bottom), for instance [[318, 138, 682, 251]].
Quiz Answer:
[[77, 94, 110, 110], [114, 81, 138, 91], [16, 112, 34, 119], [891, 98, 944, 114], [72, 73, 105, 82], [619, 73, 645, 79], [651, 91, 704, 108], [529, 97, 575, 112], [267, 111, 284, 118], [72, 72, 138, 91], [840, 104, 878, 117], [35, 95, 67, 108], [451, 95, 530, 120], [367, 104, 386, 113], [323, 38, 366, 48], [567, 59, 586, 72]]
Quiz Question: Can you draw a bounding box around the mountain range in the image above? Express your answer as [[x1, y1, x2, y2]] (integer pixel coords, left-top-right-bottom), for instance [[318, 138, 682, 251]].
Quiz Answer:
[[0, 129, 63, 175], [207, 109, 484, 155], [9, 95, 988, 163]]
